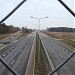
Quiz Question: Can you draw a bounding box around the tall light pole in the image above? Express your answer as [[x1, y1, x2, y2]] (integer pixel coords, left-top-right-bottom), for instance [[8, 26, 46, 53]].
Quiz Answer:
[[30, 16, 48, 31], [30, 16, 48, 63]]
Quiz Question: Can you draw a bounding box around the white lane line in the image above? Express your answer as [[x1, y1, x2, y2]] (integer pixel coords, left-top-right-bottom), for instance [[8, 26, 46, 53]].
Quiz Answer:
[[7, 51, 9, 53], [13, 47, 15, 48], [10, 60, 14, 65], [20, 50, 22, 52], [3, 54, 6, 57], [11, 49, 12, 50], [70, 53, 72, 55], [60, 55, 63, 58]]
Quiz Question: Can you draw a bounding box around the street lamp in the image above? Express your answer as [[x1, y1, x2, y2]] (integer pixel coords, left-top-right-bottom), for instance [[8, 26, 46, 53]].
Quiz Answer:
[[30, 16, 48, 63], [30, 16, 48, 30]]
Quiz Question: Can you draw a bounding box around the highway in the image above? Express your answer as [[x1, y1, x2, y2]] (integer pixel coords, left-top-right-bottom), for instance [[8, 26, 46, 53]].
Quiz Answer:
[[0, 32, 35, 75], [39, 32, 75, 75]]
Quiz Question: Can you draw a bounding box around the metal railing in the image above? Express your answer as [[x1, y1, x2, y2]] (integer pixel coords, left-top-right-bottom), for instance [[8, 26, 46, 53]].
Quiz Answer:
[[0, 0, 74, 75], [48, 51, 75, 75], [0, 0, 27, 24], [58, 0, 75, 17], [0, 0, 26, 75], [0, 57, 19, 75]]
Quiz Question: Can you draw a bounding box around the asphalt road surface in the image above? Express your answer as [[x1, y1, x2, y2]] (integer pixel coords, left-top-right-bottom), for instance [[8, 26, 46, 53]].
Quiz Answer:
[[0, 32, 35, 75], [39, 32, 75, 75]]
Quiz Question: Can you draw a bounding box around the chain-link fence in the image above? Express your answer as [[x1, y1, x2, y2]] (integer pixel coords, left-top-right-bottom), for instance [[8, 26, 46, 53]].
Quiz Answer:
[[0, 0, 75, 75]]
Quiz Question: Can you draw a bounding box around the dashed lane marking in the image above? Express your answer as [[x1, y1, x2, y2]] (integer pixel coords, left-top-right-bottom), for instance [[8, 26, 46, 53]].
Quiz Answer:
[[20, 50, 22, 52], [11, 49, 12, 50], [7, 51, 9, 53], [60, 55, 63, 58], [10, 60, 14, 65], [3, 54, 6, 57]]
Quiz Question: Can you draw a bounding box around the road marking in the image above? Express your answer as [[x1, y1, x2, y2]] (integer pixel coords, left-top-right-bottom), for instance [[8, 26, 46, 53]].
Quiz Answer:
[[11, 49, 12, 50], [3, 54, 6, 57], [60, 55, 63, 57], [10, 60, 14, 65], [20, 50, 22, 52], [13, 47, 15, 48], [70, 53, 72, 55], [7, 51, 9, 53]]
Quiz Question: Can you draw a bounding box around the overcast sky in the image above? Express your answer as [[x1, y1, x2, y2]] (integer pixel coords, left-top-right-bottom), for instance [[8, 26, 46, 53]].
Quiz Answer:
[[0, 0, 74, 29]]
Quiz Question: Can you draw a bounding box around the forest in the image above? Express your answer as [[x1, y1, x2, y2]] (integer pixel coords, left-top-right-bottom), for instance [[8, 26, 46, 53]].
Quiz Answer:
[[0, 23, 20, 34], [47, 27, 75, 32]]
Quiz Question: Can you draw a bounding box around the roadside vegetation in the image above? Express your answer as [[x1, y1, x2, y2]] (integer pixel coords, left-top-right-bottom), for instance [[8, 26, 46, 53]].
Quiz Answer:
[[0, 23, 20, 40], [0, 34, 11, 40], [0, 23, 33, 40], [16, 33, 30, 40], [0, 23, 20, 34], [44, 31, 75, 48]]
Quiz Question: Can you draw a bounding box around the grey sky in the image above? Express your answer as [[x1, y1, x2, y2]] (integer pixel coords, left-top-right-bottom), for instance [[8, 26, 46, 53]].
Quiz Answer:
[[0, 0, 74, 29]]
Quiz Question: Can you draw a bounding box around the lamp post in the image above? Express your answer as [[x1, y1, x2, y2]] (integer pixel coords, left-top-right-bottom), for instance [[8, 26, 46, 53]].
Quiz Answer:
[[30, 16, 48, 63], [30, 16, 48, 31]]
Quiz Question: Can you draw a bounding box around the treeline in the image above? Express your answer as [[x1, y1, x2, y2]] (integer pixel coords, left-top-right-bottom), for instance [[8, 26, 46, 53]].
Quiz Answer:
[[47, 27, 75, 32], [22, 26, 32, 33], [0, 23, 20, 34]]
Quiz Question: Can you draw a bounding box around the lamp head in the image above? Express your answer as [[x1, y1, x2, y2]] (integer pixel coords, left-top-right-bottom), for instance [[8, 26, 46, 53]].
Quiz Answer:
[[30, 16, 34, 18], [45, 16, 48, 18]]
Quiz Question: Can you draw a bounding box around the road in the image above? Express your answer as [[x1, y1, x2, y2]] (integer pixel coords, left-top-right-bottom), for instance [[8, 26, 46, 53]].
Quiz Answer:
[[0, 32, 35, 75], [39, 32, 75, 75]]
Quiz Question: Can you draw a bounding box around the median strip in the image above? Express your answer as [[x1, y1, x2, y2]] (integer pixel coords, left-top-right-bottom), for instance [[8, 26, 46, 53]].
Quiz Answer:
[[34, 33, 50, 75], [39, 33, 57, 75]]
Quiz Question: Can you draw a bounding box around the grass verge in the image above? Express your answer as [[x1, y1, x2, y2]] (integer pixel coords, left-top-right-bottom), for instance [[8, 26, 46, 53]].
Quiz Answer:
[[16, 33, 29, 40], [0, 34, 11, 40], [34, 33, 48, 75], [61, 39, 75, 48], [44, 32, 75, 49]]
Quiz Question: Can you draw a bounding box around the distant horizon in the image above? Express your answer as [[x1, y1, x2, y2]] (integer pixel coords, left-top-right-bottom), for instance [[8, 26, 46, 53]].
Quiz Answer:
[[1, 22, 75, 30], [0, 0, 74, 29]]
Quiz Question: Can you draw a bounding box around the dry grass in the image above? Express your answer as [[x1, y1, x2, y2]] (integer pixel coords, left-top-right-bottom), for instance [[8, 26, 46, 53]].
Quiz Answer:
[[44, 32, 75, 48], [0, 34, 11, 40], [44, 32, 75, 40], [16, 33, 30, 40]]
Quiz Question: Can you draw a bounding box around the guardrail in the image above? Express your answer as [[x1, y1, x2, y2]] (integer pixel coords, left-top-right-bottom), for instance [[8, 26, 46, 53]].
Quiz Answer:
[[39, 33, 75, 75], [39, 33, 57, 75]]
